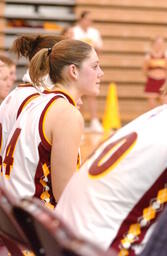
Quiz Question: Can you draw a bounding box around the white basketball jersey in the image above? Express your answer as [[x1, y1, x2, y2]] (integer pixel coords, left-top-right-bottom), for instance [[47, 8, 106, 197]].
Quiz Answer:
[[56, 105, 167, 255], [0, 90, 76, 209], [72, 26, 103, 50], [0, 84, 39, 158]]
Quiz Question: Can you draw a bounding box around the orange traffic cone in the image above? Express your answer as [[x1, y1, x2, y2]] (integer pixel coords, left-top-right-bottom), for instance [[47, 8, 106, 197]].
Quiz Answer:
[[102, 83, 121, 132]]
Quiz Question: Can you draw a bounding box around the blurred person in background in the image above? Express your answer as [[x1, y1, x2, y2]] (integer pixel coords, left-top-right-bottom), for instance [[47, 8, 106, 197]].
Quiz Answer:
[[0, 54, 16, 90], [143, 36, 167, 109], [0, 60, 11, 102], [61, 25, 74, 38], [72, 11, 103, 132]]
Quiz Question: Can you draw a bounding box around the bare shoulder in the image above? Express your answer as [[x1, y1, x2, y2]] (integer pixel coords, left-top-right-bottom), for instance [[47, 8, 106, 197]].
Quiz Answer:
[[58, 98, 83, 121], [47, 98, 84, 130]]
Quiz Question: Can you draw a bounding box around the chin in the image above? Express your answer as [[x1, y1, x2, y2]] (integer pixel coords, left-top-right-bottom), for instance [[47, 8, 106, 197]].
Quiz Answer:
[[94, 88, 100, 96], [84, 87, 100, 96], [87, 91, 99, 97]]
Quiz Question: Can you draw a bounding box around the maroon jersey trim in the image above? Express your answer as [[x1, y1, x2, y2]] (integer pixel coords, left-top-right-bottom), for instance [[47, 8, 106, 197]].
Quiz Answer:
[[110, 168, 167, 255], [18, 83, 34, 88], [16, 93, 40, 119], [43, 89, 76, 106]]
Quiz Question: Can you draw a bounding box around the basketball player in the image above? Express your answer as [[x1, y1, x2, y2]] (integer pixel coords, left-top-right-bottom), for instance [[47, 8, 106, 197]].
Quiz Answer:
[[0, 61, 10, 101], [55, 104, 167, 255], [0, 54, 16, 89], [0, 34, 64, 160], [0, 39, 104, 208]]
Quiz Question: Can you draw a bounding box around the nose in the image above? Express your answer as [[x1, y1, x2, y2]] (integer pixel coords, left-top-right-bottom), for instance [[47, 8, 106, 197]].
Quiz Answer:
[[98, 66, 104, 77]]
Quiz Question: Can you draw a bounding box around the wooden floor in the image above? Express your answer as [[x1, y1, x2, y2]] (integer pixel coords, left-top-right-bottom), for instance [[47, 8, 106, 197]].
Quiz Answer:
[[80, 131, 107, 163]]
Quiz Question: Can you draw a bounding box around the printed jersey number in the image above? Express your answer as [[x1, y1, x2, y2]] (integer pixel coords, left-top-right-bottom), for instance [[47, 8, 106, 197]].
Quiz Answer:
[[89, 132, 137, 178], [0, 123, 21, 177]]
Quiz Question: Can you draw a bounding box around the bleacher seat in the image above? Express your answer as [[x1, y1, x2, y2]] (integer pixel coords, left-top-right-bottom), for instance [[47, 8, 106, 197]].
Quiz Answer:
[[13, 197, 115, 256], [0, 186, 33, 255]]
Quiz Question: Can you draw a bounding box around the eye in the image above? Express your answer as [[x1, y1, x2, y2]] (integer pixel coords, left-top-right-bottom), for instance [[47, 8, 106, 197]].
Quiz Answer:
[[93, 64, 98, 69]]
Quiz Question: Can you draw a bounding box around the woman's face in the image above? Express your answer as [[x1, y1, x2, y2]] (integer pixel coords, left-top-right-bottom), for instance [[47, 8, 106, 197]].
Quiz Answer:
[[153, 37, 165, 53], [78, 48, 104, 96], [0, 66, 11, 100], [9, 64, 16, 84]]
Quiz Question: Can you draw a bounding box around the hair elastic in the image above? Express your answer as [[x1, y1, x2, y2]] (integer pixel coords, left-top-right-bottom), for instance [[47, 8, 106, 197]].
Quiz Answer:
[[47, 48, 52, 56]]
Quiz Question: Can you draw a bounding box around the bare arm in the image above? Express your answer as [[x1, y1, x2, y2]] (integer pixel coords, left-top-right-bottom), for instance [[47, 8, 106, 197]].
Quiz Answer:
[[45, 99, 84, 202]]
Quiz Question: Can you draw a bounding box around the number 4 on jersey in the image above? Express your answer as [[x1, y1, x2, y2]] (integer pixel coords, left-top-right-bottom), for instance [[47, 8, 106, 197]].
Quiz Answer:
[[3, 128, 21, 178]]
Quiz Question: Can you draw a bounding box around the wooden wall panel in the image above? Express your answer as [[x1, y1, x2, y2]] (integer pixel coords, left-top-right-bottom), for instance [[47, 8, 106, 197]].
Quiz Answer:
[[77, 0, 167, 9], [76, 0, 167, 125], [0, 33, 5, 49], [95, 23, 167, 39], [101, 69, 144, 83], [103, 39, 150, 54], [0, 0, 5, 50], [100, 54, 144, 68], [0, 1, 5, 17], [82, 97, 149, 124], [0, 19, 5, 32], [100, 84, 146, 99], [75, 7, 167, 24]]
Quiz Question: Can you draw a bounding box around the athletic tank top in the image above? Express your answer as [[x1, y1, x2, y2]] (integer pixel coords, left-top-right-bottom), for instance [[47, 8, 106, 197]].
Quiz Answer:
[[56, 105, 167, 254], [0, 90, 78, 209]]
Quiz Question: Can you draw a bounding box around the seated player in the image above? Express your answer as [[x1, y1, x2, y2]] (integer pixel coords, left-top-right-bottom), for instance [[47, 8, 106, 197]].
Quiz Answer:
[[55, 104, 167, 255]]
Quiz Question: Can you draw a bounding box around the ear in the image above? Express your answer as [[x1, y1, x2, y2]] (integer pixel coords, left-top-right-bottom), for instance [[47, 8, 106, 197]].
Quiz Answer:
[[68, 64, 79, 80]]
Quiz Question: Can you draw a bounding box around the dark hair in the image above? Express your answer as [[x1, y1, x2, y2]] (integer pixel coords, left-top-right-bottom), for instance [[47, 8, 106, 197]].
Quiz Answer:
[[61, 26, 71, 36], [11, 34, 65, 61], [0, 54, 15, 67], [80, 11, 90, 20], [29, 39, 92, 87]]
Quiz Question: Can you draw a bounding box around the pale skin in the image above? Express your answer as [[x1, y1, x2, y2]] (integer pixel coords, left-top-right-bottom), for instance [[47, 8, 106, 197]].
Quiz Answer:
[[0, 61, 16, 99], [43, 48, 104, 201], [45, 100, 84, 201], [0, 65, 11, 101], [8, 64, 16, 88]]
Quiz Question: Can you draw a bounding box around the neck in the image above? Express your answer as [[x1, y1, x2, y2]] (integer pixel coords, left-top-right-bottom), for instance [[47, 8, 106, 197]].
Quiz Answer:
[[152, 49, 164, 57], [80, 23, 88, 32], [53, 83, 81, 104]]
